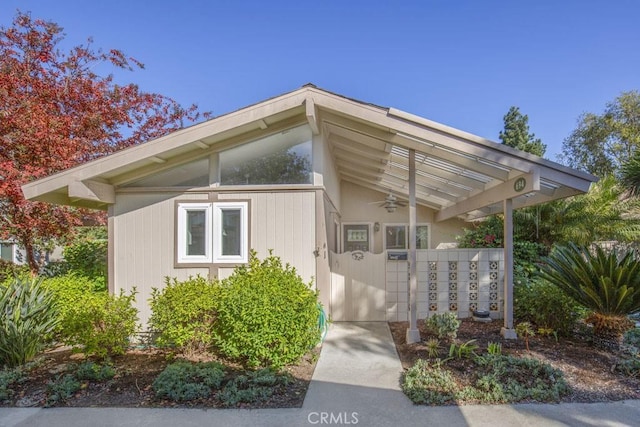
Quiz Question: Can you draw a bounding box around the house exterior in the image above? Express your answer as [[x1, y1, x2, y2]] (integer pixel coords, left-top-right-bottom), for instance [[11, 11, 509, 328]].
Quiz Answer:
[[0, 241, 23, 264], [22, 85, 596, 337]]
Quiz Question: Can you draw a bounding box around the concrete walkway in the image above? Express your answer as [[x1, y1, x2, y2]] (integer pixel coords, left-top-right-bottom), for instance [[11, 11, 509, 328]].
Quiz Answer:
[[2, 322, 640, 426]]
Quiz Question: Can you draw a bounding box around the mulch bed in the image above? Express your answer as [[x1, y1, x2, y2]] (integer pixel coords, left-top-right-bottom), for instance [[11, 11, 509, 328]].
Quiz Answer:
[[390, 319, 640, 403], [2, 346, 319, 408]]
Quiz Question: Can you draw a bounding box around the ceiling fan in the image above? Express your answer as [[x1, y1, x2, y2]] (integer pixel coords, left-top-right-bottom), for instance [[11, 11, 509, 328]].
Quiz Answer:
[[369, 193, 407, 213]]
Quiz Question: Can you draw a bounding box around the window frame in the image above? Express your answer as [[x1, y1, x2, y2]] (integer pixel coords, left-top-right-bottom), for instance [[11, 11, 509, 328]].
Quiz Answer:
[[176, 201, 249, 265], [177, 203, 213, 263], [383, 223, 431, 251], [212, 202, 249, 264]]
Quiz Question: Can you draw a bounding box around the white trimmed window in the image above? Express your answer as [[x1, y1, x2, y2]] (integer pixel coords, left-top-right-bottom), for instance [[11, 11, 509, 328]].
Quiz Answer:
[[177, 202, 248, 264], [213, 202, 248, 263]]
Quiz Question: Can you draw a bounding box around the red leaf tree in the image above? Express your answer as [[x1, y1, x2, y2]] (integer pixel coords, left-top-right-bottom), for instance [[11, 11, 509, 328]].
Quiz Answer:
[[0, 12, 209, 272]]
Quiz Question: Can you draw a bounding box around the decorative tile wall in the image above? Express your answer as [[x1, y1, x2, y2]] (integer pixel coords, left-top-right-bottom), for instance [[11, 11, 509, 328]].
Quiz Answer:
[[385, 249, 504, 321]]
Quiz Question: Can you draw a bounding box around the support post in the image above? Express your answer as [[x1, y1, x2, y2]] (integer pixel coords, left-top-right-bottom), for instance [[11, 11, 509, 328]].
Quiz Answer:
[[501, 198, 517, 339], [406, 149, 421, 344]]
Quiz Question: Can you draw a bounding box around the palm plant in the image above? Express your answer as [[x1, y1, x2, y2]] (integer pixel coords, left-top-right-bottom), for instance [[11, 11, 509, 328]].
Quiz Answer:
[[621, 150, 640, 196], [538, 243, 640, 339], [550, 176, 640, 246]]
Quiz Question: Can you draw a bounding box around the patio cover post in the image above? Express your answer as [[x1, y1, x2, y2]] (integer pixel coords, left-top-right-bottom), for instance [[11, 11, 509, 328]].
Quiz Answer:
[[406, 148, 421, 344], [501, 198, 517, 339]]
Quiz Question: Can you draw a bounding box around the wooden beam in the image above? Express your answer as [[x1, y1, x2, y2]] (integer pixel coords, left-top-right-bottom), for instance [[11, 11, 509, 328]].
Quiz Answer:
[[306, 97, 320, 135], [435, 171, 540, 222], [257, 119, 268, 130], [68, 180, 115, 204], [150, 156, 166, 164], [193, 140, 209, 149]]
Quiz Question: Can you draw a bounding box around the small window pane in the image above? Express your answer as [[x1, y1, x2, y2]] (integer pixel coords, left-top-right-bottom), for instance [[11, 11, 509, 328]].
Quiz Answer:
[[416, 226, 429, 249], [386, 226, 406, 250], [221, 209, 241, 256], [343, 224, 370, 252], [0, 243, 13, 261], [186, 210, 206, 256]]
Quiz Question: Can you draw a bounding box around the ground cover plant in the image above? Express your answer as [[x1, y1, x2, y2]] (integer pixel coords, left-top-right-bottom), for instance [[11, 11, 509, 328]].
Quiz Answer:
[[391, 318, 640, 404]]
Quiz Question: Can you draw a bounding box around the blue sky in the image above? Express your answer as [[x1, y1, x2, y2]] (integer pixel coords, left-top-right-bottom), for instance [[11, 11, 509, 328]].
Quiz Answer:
[[2, 0, 639, 160]]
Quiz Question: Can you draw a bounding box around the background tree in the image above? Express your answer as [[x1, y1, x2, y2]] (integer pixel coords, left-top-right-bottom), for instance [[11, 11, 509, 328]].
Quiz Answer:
[[499, 106, 546, 157], [561, 91, 640, 177], [0, 12, 209, 272]]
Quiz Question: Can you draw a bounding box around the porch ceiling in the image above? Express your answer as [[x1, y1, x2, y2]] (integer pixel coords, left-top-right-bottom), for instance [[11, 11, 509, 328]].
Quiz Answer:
[[321, 106, 592, 222]]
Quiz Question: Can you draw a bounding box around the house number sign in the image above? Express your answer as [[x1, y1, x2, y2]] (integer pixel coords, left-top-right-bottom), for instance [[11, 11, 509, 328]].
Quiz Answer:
[[514, 177, 526, 192]]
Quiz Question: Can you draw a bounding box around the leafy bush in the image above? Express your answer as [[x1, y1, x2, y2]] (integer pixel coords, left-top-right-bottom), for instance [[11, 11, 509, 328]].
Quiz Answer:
[[62, 290, 138, 359], [219, 368, 290, 407], [63, 239, 107, 284], [153, 361, 225, 401], [425, 313, 460, 340], [402, 355, 569, 405], [615, 357, 640, 377], [0, 366, 25, 401], [75, 361, 116, 381], [0, 259, 29, 283], [41, 273, 106, 334], [538, 244, 640, 338], [46, 374, 80, 406], [213, 251, 321, 368], [401, 359, 459, 405], [514, 278, 584, 336], [0, 277, 60, 367], [149, 276, 219, 353]]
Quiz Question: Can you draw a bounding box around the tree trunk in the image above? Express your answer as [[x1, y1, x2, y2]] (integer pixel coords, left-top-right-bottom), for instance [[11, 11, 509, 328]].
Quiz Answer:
[[21, 236, 39, 276]]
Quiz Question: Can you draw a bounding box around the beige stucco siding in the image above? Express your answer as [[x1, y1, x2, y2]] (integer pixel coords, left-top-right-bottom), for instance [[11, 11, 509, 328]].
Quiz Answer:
[[216, 191, 316, 283], [113, 190, 317, 328], [112, 192, 210, 326], [339, 181, 467, 251]]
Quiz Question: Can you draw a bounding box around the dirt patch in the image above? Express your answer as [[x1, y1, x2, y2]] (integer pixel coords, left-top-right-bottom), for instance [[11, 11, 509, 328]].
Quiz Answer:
[[2, 346, 319, 408], [390, 319, 640, 403]]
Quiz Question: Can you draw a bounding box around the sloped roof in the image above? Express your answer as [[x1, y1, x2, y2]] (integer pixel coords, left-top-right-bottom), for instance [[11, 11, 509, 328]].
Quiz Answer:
[[22, 84, 596, 221]]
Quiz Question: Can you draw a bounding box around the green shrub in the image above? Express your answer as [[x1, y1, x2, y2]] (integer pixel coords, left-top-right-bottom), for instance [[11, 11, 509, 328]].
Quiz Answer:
[[401, 359, 458, 405], [0, 366, 25, 401], [425, 313, 460, 340], [0, 277, 60, 368], [615, 357, 640, 377], [63, 239, 107, 283], [46, 374, 80, 406], [75, 361, 116, 381], [0, 259, 30, 283], [62, 290, 138, 359], [514, 278, 584, 336], [213, 251, 321, 368], [153, 361, 225, 401], [149, 276, 219, 353], [41, 273, 106, 334], [219, 368, 290, 407]]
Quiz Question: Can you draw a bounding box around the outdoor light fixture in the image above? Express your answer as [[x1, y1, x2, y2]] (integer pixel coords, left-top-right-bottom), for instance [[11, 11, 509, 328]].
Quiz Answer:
[[374, 222, 380, 232]]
